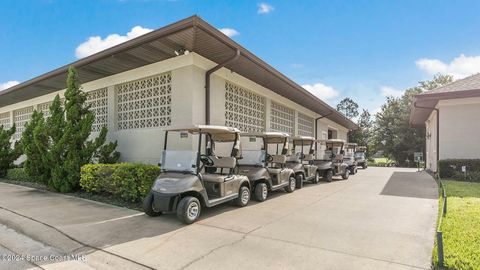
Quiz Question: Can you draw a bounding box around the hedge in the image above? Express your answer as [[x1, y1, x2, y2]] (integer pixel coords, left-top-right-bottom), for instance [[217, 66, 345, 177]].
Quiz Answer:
[[6, 168, 31, 182], [438, 159, 480, 182], [80, 163, 160, 202]]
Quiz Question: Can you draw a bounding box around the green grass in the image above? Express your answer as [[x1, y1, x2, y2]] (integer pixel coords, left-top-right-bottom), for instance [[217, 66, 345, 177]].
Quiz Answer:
[[367, 157, 396, 167], [433, 180, 480, 270]]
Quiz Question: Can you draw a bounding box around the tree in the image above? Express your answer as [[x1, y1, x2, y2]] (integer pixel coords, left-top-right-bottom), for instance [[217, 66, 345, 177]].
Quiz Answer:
[[94, 141, 121, 164], [336, 98, 359, 119], [0, 125, 22, 177], [348, 109, 373, 154], [372, 74, 452, 166], [21, 111, 50, 183], [49, 67, 108, 192]]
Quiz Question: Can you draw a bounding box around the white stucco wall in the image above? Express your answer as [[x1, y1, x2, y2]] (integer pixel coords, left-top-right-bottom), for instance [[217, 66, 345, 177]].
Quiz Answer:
[[438, 97, 480, 160], [0, 52, 352, 164], [425, 110, 438, 172]]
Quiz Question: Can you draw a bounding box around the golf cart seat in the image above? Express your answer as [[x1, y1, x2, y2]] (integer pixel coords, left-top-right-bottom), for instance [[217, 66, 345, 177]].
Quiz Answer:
[[334, 154, 344, 162], [267, 155, 287, 175], [203, 156, 237, 183], [303, 154, 314, 161]]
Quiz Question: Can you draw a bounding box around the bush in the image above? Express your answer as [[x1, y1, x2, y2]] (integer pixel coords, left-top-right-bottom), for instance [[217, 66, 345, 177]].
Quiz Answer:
[[6, 168, 31, 182], [80, 163, 160, 202], [438, 159, 480, 182]]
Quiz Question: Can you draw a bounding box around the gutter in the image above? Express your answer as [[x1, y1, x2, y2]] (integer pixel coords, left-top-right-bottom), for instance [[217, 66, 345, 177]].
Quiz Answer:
[[413, 101, 439, 170], [314, 110, 334, 151], [205, 50, 241, 125]]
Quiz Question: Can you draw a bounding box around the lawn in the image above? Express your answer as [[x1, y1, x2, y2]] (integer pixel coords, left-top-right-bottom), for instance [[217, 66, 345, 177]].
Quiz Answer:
[[433, 180, 480, 270]]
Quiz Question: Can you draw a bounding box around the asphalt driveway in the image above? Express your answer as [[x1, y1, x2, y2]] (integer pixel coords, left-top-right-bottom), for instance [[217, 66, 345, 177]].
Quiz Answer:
[[0, 167, 438, 270]]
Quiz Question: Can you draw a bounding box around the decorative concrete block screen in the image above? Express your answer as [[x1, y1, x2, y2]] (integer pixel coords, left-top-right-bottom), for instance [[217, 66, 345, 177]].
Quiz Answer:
[[116, 73, 172, 130], [37, 101, 52, 117], [225, 81, 266, 132], [86, 88, 108, 132], [271, 102, 295, 135], [0, 112, 10, 130], [298, 112, 314, 137], [13, 106, 34, 140]]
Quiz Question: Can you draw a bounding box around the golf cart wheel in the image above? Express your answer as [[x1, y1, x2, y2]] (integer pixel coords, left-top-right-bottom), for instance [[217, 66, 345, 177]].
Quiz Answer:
[[143, 192, 162, 217], [254, 183, 268, 202], [285, 176, 296, 193], [295, 174, 304, 189], [350, 167, 356, 175], [324, 170, 333, 182], [363, 164, 367, 169], [177, 196, 201, 224], [342, 169, 350, 180], [235, 186, 251, 207], [311, 171, 320, 184]]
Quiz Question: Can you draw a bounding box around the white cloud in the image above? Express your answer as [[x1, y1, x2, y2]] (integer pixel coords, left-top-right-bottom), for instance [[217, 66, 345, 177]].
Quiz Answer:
[[416, 54, 480, 79], [219, 28, 239, 37], [302, 83, 340, 101], [75, 26, 153, 59], [0, 81, 20, 91], [257, 2, 274, 14], [380, 86, 403, 98]]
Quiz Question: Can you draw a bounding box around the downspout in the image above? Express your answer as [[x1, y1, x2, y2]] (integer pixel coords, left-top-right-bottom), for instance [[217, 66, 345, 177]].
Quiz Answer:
[[314, 110, 334, 151], [413, 101, 440, 171], [205, 50, 241, 125]]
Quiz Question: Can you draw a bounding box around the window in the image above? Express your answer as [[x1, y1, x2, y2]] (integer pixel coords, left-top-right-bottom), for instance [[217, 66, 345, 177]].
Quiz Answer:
[[270, 102, 295, 135], [37, 101, 52, 117], [298, 113, 314, 137], [116, 73, 172, 130], [86, 88, 108, 132], [0, 112, 10, 130], [13, 106, 34, 140], [225, 81, 266, 132]]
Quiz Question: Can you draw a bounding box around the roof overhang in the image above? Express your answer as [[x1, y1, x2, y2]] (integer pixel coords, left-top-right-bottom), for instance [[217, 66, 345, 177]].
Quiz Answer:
[[410, 88, 480, 126], [0, 15, 357, 130]]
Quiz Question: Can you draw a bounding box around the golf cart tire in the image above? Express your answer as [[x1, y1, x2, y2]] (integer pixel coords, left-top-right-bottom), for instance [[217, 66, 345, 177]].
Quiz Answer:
[[285, 176, 296, 193], [295, 174, 304, 189], [311, 171, 320, 184], [363, 164, 367, 169], [143, 192, 162, 217], [177, 196, 201, 224], [350, 167, 356, 175], [324, 170, 333, 182], [235, 186, 251, 207], [254, 183, 268, 202], [342, 169, 349, 180]]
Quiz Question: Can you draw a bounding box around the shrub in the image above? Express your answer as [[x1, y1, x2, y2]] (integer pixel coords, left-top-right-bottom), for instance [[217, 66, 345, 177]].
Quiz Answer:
[[438, 159, 480, 182], [6, 168, 30, 182], [0, 124, 22, 177], [80, 163, 160, 202]]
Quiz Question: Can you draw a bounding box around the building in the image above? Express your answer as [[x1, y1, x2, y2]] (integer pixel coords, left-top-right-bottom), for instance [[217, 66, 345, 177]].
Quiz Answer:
[[410, 73, 480, 172], [0, 16, 357, 164]]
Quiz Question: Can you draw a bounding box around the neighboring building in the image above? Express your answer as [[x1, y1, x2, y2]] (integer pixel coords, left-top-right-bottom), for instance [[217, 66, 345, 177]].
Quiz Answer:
[[0, 16, 357, 164], [410, 73, 480, 172]]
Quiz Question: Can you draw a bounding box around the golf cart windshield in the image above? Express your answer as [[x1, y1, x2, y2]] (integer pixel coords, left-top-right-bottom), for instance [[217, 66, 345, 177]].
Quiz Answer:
[[161, 150, 197, 173], [238, 150, 265, 166], [355, 152, 365, 158]]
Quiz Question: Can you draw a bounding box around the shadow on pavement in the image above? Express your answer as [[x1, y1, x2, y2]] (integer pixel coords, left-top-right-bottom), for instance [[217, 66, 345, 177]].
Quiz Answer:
[[380, 171, 438, 199]]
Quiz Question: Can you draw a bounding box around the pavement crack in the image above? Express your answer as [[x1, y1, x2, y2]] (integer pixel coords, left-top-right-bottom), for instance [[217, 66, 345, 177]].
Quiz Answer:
[[178, 233, 248, 270]]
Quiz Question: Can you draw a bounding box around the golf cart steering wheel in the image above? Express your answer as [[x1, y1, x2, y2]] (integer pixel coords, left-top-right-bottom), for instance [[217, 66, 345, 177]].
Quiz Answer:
[[266, 154, 273, 163], [200, 154, 214, 167]]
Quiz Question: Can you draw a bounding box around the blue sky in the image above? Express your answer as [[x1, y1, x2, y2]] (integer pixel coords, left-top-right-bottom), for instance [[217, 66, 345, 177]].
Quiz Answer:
[[2, 0, 480, 115]]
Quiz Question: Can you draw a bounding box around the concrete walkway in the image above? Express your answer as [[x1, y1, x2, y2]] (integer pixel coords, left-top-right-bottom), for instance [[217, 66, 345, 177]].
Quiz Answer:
[[0, 167, 438, 270]]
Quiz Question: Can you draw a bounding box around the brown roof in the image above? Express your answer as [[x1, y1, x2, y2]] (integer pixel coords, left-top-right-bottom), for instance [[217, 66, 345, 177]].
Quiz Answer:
[[0, 15, 357, 130], [410, 73, 480, 125]]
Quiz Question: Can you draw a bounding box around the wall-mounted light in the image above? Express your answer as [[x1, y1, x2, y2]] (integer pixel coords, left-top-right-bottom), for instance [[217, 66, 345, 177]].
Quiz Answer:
[[174, 48, 190, 56], [426, 132, 432, 140]]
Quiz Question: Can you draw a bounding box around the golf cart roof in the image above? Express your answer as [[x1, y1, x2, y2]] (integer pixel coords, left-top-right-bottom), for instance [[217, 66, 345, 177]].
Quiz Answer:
[[291, 136, 316, 145], [166, 125, 240, 141], [356, 146, 367, 151], [243, 132, 289, 144], [166, 125, 240, 134], [346, 143, 358, 148]]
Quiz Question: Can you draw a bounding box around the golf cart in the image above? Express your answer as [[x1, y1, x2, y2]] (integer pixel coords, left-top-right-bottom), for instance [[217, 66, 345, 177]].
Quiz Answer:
[[143, 125, 251, 224], [344, 143, 358, 175], [313, 139, 350, 181], [355, 146, 368, 169], [286, 136, 320, 189], [237, 132, 296, 202]]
